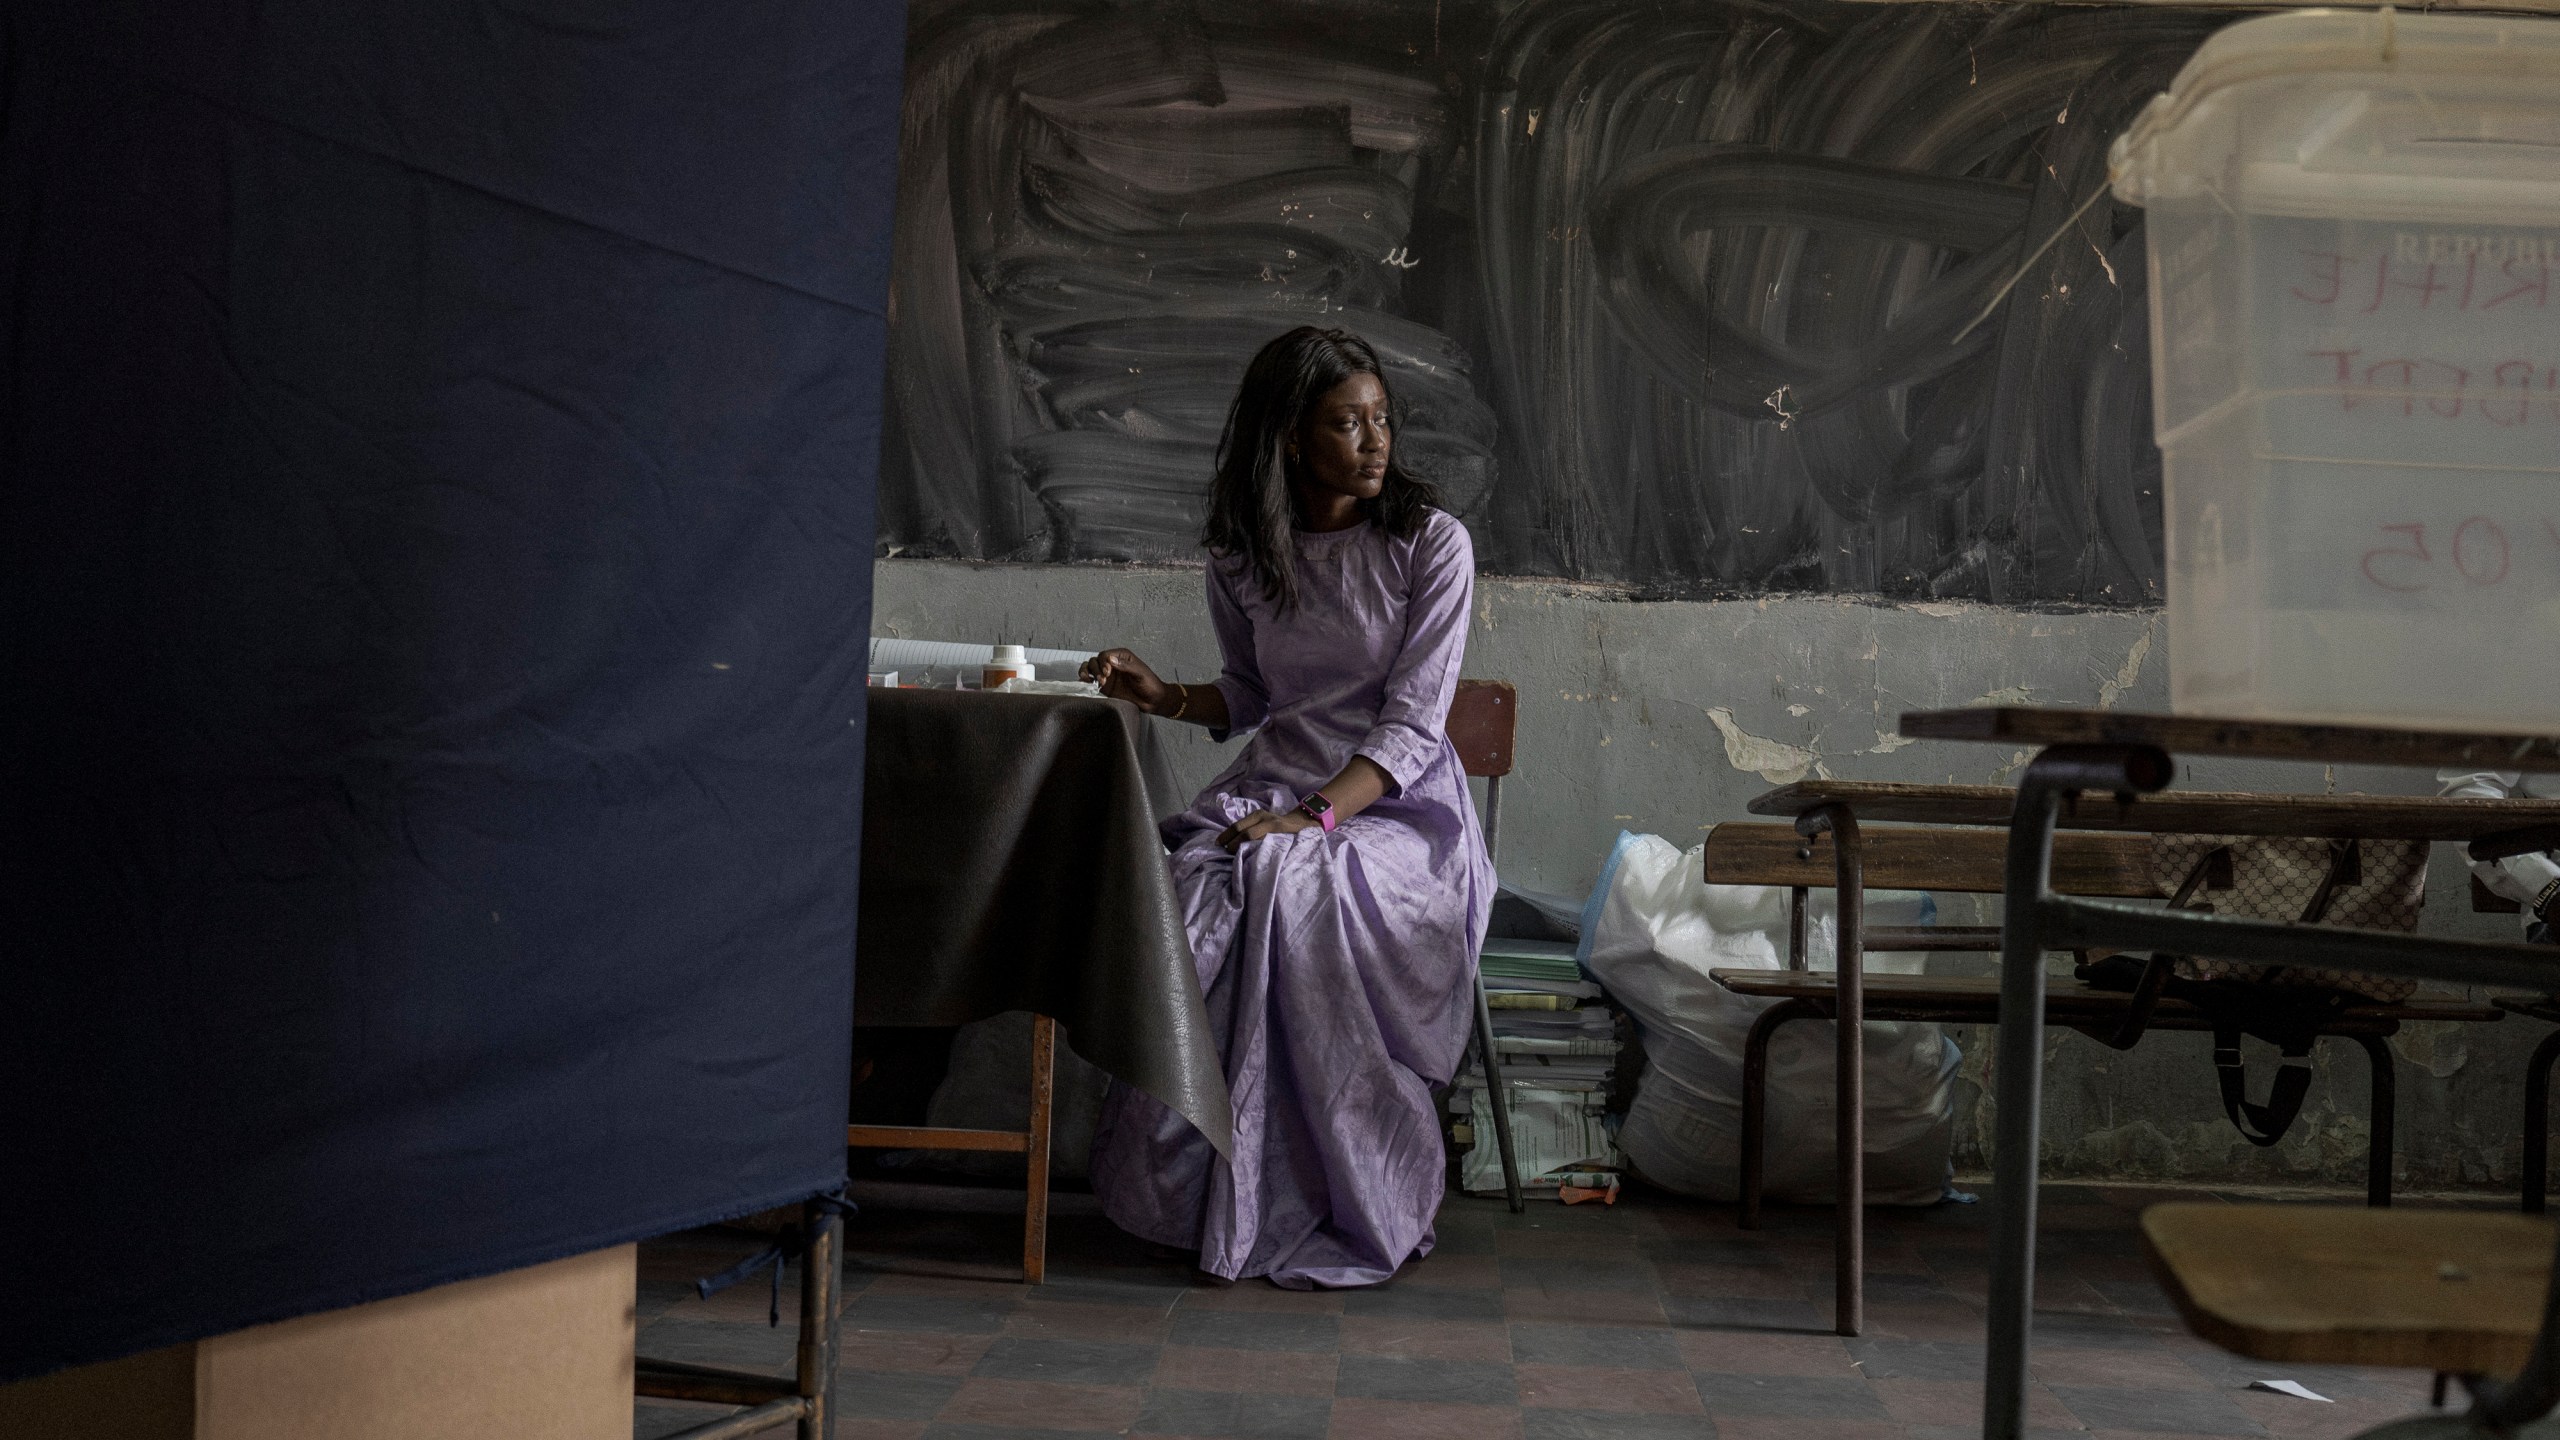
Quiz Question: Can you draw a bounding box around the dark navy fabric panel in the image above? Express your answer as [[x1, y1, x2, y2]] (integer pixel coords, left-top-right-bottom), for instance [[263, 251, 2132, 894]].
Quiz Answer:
[[0, 1, 902, 1380]]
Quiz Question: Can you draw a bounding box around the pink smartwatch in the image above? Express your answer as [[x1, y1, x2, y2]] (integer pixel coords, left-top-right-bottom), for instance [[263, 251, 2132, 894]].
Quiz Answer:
[[1295, 793, 1337, 833]]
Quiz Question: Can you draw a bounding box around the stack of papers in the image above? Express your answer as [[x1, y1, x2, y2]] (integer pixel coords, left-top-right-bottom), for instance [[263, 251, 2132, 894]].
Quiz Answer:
[[1452, 939, 1625, 1197]]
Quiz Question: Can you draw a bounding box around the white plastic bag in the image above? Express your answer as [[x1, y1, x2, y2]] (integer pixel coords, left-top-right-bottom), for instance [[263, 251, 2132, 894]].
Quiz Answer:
[[1581, 832, 1958, 1206]]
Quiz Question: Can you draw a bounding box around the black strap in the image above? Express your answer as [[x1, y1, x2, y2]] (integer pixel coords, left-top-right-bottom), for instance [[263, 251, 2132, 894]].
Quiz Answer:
[[693, 1186, 859, 1326], [2211, 1021, 2318, 1146], [2085, 841, 2364, 1142]]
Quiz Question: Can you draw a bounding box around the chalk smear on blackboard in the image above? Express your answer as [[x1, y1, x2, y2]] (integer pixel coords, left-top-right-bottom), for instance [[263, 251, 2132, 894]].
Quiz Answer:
[[886, 0, 2228, 605]]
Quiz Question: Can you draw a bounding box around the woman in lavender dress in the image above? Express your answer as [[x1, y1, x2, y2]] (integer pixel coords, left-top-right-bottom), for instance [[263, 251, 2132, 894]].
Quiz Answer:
[[1080, 327, 1492, 1288]]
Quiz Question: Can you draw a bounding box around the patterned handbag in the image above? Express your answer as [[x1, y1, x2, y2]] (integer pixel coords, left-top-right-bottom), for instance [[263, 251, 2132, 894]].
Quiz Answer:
[[2149, 834, 2428, 1003], [2078, 834, 2429, 1146]]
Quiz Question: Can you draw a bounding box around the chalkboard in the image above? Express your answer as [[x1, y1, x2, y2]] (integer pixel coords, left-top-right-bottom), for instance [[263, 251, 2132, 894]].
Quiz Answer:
[[884, 0, 2228, 604]]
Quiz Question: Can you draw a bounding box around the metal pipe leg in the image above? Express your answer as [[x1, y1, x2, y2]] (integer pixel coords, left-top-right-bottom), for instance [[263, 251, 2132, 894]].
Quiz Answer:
[[1474, 977, 1525, 1213], [2352, 1033, 2395, 1209], [796, 1197, 842, 1440], [2527, 1029, 2560, 1214], [1799, 804, 1865, 1337], [1737, 999, 1818, 1231], [1983, 743, 2171, 1440]]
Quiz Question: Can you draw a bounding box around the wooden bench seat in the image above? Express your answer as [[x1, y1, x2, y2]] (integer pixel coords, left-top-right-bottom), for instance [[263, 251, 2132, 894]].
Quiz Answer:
[[1710, 969, 2500, 1030], [2142, 1203, 2555, 1375]]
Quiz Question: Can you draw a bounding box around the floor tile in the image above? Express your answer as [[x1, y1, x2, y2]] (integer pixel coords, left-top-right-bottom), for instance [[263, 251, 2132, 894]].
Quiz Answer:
[[1178, 1283, 1348, 1315], [1638, 1239, 1784, 1268], [1341, 1285, 1506, 1323], [1707, 1418, 1901, 1440], [1514, 1363, 1706, 1413], [1520, 1412, 1714, 1440], [850, 1296, 1023, 1334], [1134, 1387, 1334, 1440], [937, 1378, 1146, 1431], [921, 1414, 1121, 1424], [1844, 1338, 1986, 1381], [1153, 1346, 1340, 1396], [1662, 1296, 1828, 1333], [834, 1422, 932, 1440], [970, 1337, 1161, 1387], [840, 1329, 998, 1376], [1674, 1331, 1855, 1376], [1336, 1316, 1515, 1363], [1169, 1308, 1342, 1353], [1002, 1301, 1173, 1344], [1335, 1354, 1520, 1405], [1508, 1322, 1683, 1370], [1693, 1372, 1891, 1420], [1324, 1397, 1528, 1440], [840, 1369, 966, 1420], [2052, 1383, 2270, 1435], [1500, 1256, 1657, 1292]]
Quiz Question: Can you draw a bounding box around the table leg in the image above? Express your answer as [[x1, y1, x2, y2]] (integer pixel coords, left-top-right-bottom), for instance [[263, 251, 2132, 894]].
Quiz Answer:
[[1737, 999, 1820, 1232], [2528, 1028, 2560, 1215], [797, 1197, 841, 1440], [1798, 804, 1864, 1338], [2352, 1032, 2394, 1209], [1984, 744, 2170, 1440], [1024, 1014, 1055, 1285]]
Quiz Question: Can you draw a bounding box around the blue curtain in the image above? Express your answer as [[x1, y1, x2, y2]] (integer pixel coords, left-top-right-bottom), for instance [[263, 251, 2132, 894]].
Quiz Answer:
[[0, 0, 902, 1379]]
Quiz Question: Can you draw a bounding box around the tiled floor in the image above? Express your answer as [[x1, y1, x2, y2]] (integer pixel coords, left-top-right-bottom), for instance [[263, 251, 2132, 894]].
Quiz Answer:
[[633, 1183, 2443, 1440]]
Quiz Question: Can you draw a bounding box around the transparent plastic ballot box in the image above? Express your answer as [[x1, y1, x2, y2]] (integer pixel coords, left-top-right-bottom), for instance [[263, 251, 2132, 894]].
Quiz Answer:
[[2111, 8, 2560, 731]]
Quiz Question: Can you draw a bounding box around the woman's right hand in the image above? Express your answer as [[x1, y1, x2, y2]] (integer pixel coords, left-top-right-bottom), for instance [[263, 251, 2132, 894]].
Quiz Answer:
[[1082, 648, 1175, 715]]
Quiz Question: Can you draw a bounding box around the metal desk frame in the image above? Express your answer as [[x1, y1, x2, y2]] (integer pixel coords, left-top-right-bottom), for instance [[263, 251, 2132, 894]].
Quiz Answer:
[[1900, 713, 2560, 1440]]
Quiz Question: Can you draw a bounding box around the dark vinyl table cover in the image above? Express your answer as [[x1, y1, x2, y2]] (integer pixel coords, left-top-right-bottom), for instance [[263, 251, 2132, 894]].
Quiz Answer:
[[859, 689, 1232, 1157]]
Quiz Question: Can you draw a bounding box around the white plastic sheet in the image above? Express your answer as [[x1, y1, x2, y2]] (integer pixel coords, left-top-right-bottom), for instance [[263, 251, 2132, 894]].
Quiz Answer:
[[1581, 832, 1959, 1206]]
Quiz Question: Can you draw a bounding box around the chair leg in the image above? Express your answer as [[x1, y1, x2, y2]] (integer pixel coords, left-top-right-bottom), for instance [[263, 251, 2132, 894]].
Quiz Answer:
[[1023, 1014, 1055, 1284], [2352, 1033, 2394, 1209], [1474, 977, 1525, 1213], [2526, 1028, 2560, 1214], [1738, 999, 1818, 1231]]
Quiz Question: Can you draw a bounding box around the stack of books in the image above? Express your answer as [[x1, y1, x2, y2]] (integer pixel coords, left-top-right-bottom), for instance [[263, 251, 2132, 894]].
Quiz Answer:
[[1450, 938, 1624, 1197]]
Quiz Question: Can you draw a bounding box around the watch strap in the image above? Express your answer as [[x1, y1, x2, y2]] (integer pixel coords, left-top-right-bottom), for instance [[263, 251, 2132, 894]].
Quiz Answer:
[[1296, 794, 1337, 833]]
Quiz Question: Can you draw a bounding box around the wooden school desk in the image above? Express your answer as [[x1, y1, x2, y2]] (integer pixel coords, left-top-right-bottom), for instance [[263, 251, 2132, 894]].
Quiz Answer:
[[1888, 707, 2560, 1440]]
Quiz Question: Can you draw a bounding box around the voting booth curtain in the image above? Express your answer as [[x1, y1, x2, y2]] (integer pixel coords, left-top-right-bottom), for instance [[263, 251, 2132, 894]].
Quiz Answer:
[[0, 2, 902, 1380]]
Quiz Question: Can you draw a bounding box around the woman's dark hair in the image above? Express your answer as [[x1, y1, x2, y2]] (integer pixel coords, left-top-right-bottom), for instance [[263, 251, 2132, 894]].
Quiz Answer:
[[1202, 326, 1443, 610]]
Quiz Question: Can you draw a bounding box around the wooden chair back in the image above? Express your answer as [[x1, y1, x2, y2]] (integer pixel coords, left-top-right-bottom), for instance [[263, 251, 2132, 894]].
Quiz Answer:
[[1448, 680, 1516, 864], [1702, 821, 2163, 898], [1448, 680, 1516, 780]]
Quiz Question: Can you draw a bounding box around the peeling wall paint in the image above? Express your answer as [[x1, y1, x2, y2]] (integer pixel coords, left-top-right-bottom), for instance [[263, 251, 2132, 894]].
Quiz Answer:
[[1705, 707, 1821, 785], [878, 557, 2536, 1193]]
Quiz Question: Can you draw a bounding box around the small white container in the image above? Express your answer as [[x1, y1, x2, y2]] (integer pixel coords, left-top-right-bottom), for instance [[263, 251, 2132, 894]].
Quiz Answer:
[[982, 644, 1029, 691], [2112, 8, 2560, 731]]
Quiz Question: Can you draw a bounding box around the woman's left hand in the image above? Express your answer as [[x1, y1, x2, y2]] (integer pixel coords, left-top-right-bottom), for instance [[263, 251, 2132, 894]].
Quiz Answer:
[[1217, 809, 1317, 853]]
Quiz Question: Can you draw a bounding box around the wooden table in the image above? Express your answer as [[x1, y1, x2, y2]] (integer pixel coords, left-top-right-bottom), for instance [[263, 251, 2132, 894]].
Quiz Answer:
[[1890, 708, 2560, 1440], [849, 689, 1224, 1285]]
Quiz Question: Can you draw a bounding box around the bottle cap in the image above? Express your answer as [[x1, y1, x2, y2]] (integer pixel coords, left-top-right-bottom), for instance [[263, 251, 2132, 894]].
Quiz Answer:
[[989, 644, 1028, 667]]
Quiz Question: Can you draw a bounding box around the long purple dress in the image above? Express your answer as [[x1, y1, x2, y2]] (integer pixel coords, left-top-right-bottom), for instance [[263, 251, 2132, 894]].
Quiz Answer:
[[1090, 509, 1493, 1288]]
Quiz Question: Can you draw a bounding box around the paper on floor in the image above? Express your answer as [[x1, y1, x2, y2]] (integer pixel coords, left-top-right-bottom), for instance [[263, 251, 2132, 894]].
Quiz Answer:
[[2248, 1380, 2332, 1402]]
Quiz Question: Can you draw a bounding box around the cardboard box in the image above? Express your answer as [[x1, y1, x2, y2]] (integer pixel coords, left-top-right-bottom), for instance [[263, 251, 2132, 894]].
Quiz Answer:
[[0, 1244, 636, 1440]]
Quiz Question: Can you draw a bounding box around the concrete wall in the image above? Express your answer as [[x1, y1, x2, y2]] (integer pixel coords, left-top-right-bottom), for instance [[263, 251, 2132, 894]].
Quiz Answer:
[[876, 556, 2533, 1193]]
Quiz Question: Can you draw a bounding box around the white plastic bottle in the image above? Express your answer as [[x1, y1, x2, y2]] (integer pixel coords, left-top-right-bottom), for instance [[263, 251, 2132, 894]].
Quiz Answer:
[[982, 644, 1028, 691]]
